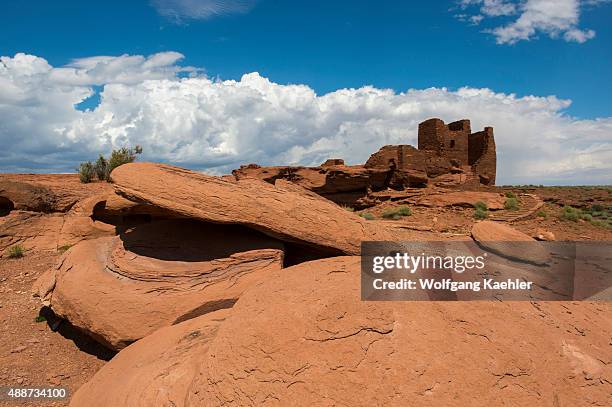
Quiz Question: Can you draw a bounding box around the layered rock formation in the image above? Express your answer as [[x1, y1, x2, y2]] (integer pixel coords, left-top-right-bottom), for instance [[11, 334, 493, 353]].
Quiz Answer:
[[35, 162, 397, 349], [233, 118, 496, 207], [35, 220, 284, 349], [71, 257, 612, 406], [111, 162, 394, 255]]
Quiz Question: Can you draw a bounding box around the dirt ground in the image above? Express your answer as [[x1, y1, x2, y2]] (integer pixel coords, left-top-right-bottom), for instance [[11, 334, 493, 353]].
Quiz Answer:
[[359, 186, 612, 241], [0, 251, 111, 407]]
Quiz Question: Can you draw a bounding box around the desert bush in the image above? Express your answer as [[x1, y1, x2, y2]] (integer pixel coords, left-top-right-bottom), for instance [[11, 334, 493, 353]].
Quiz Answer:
[[581, 213, 593, 221], [105, 145, 143, 180], [397, 206, 412, 216], [473, 208, 488, 220], [505, 191, 516, 199], [342, 205, 354, 212], [94, 155, 107, 180], [561, 206, 581, 222], [78, 161, 95, 183], [382, 206, 411, 219], [34, 315, 46, 323], [78, 145, 142, 183], [359, 212, 375, 220], [382, 209, 401, 220], [473, 201, 488, 211], [6, 244, 25, 259], [504, 197, 519, 211], [536, 210, 547, 218]]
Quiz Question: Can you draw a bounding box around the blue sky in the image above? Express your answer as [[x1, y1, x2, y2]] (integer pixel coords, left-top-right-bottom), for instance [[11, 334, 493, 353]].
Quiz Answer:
[[0, 1, 611, 184], [2, 0, 611, 117]]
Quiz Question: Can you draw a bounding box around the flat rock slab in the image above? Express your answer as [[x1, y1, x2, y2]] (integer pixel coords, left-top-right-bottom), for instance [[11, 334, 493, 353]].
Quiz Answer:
[[35, 219, 284, 350], [471, 220, 550, 265], [110, 162, 395, 255], [417, 191, 506, 210]]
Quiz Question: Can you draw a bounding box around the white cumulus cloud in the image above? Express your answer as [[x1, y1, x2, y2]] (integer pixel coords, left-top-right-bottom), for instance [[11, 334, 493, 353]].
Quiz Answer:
[[0, 52, 611, 185], [456, 0, 607, 44]]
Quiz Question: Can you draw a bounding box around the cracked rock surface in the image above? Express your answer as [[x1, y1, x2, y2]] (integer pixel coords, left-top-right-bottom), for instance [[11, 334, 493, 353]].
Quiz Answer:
[[43, 255, 612, 406]]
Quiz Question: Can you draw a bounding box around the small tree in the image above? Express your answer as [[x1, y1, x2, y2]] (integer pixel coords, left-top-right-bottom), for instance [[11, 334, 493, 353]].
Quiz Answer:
[[94, 155, 107, 180], [78, 161, 95, 183]]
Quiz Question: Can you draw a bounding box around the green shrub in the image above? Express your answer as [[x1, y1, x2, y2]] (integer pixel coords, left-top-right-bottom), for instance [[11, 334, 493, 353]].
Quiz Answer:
[[536, 210, 547, 218], [342, 205, 354, 212], [34, 315, 46, 323], [105, 145, 143, 181], [473, 208, 488, 220], [77, 161, 95, 183], [561, 206, 581, 222], [382, 210, 402, 220], [78, 145, 143, 183], [382, 206, 411, 219], [581, 213, 593, 221], [504, 197, 519, 211], [397, 206, 412, 216], [6, 244, 25, 259], [505, 191, 516, 199], [591, 204, 604, 212], [359, 212, 375, 220], [94, 154, 107, 180], [473, 201, 488, 211]]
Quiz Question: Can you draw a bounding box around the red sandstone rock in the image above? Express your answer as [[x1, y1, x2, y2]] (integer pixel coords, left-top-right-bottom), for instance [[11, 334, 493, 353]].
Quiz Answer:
[[417, 191, 506, 209], [535, 229, 556, 241], [111, 162, 395, 255], [0, 194, 116, 254], [178, 257, 609, 406], [471, 221, 550, 265], [0, 174, 113, 213], [68, 256, 611, 406], [69, 309, 231, 407], [35, 220, 284, 349]]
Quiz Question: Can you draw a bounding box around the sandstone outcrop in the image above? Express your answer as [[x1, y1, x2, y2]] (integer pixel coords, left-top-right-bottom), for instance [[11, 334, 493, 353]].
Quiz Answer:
[[471, 221, 550, 265], [35, 219, 284, 349], [184, 257, 609, 406], [415, 191, 505, 209], [0, 180, 60, 213], [111, 162, 395, 255], [69, 309, 231, 407], [0, 175, 112, 213], [0, 194, 116, 254], [73, 257, 611, 406]]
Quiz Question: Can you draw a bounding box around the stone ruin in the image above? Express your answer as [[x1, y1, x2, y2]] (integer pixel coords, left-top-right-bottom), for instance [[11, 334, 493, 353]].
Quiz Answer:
[[233, 118, 496, 206]]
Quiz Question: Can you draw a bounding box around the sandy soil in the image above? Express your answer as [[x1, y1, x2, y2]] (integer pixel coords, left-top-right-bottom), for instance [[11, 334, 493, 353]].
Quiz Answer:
[[0, 251, 111, 407]]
